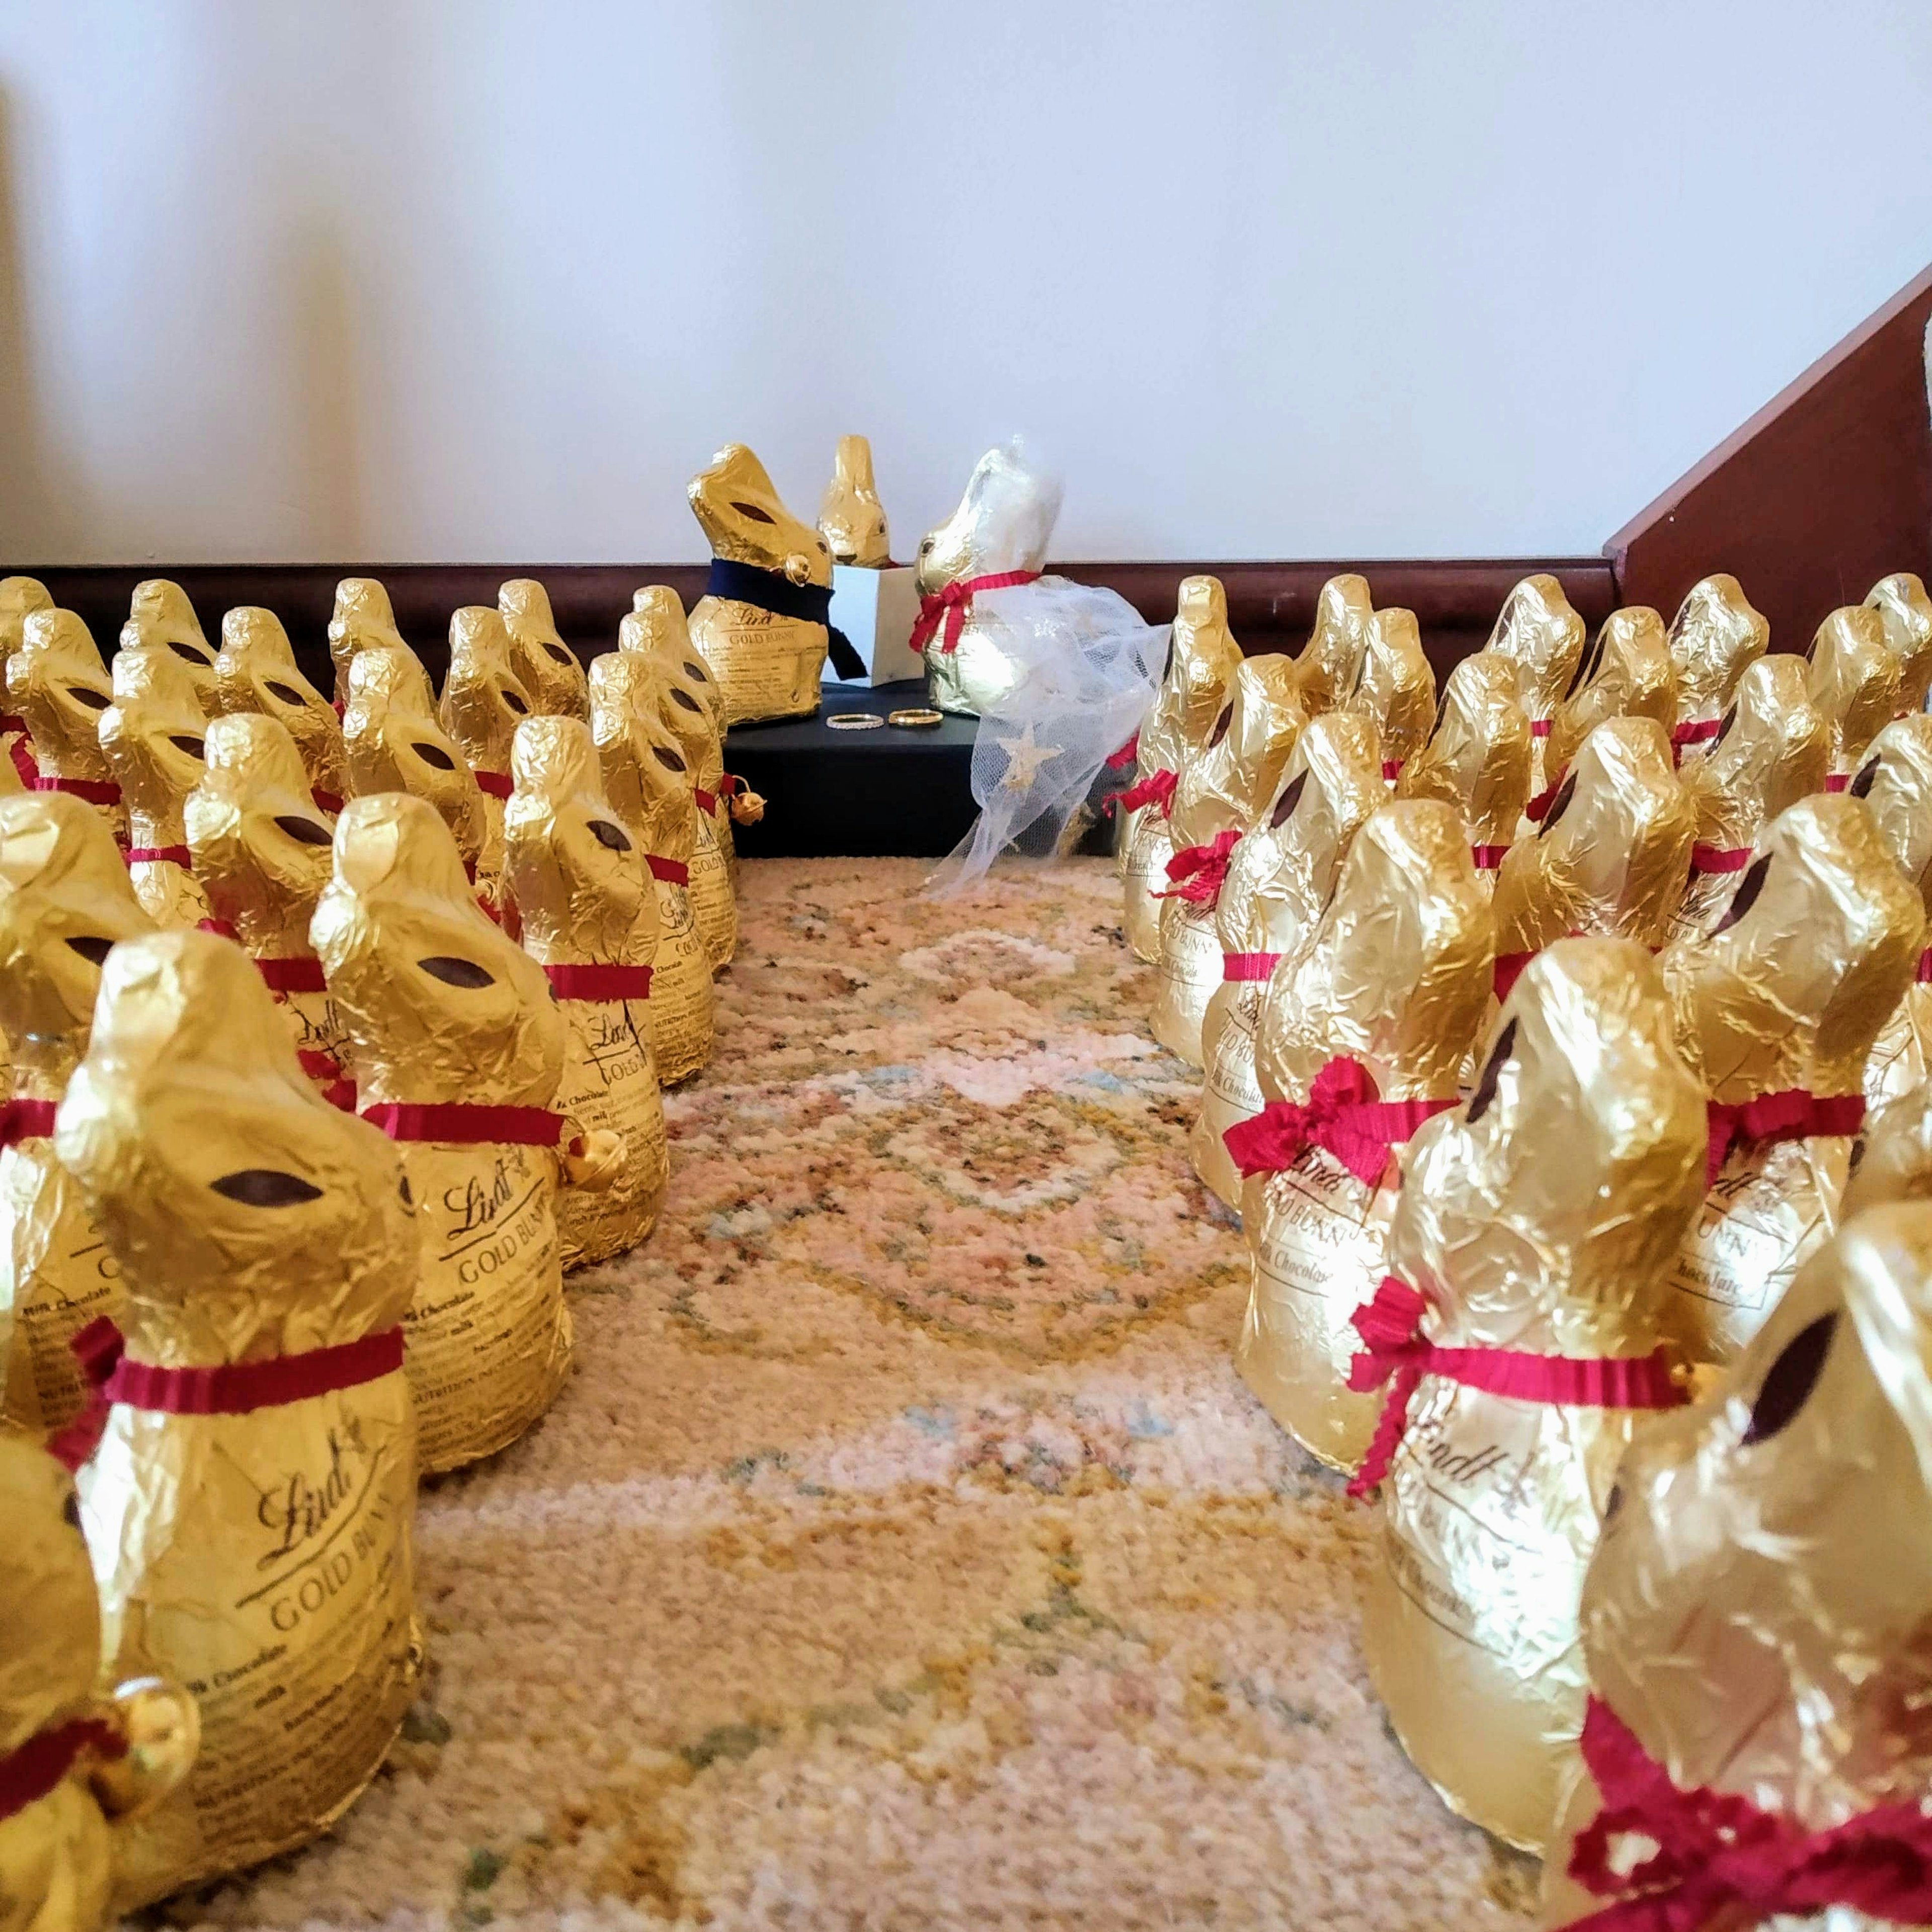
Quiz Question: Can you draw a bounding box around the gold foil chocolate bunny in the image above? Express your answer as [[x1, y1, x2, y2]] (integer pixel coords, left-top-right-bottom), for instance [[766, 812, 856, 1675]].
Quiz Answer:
[[118, 580, 216, 712], [1231, 800, 1492, 1471], [1150, 655, 1305, 1067], [1866, 570, 1932, 714], [1120, 576, 1243, 962], [1349, 607, 1435, 781], [504, 715, 668, 1267], [438, 607, 534, 925], [55, 928, 420, 1905], [1667, 653, 1829, 941], [1660, 794, 1924, 1363], [1810, 605, 1901, 786], [98, 646, 209, 929], [1289, 574, 1374, 720], [1394, 648, 1533, 881], [588, 651, 715, 1083], [311, 793, 576, 1472], [0, 578, 52, 784], [818, 434, 891, 567], [184, 713, 351, 1108], [1191, 712, 1387, 1208], [0, 795, 154, 1436], [8, 612, 124, 843], [499, 579, 589, 721], [687, 444, 836, 724], [1664, 573, 1768, 761], [1483, 574, 1587, 795], [1542, 1203, 1932, 1931], [1358, 937, 1707, 1853], [327, 576, 412, 708], [0, 1435, 197, 1932], [211, 607, 346, 813], [1853, 713, 1932, 1108], [1540, 608, 1677, 813]]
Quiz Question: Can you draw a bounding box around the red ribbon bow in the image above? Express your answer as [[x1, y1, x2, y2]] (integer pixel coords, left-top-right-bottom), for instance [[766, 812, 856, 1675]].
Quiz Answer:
[[909, 570, 1043, 655], [1222, 950, 1280, 983], [360, 1101, 564, 1147], [1104, 732, 1140, 771], [1221, 1057, 1454, 1190], [125, 844, 191, 867], [0, 1717, 127, 1823], [1157, 828, 1241, 906], [1705, 1089, 1865, 1188], [0, 1097, 57, 1147], [1344, 1276, 1684, 1498], [543, 961, 653, 1001], [1562, 1696, 1932, 1932], [1116, 767, 1178, 818], [1689, 842, 1750, 876]]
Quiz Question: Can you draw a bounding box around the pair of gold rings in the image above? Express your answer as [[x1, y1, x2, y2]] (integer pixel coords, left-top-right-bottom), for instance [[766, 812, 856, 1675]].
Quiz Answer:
[[826, 708, 943, 732]]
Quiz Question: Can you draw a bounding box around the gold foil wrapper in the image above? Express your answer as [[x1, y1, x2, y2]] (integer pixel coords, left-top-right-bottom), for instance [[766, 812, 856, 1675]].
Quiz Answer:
[[1363, 937, 1707, 1854], [99, 645, 210, 930], [1290, 574, 1373, 720], [55, 931, 419, 1905], [1349, 607, 1435, 774], [119, 580, 218, 713], [9, 612, 126, 845], [1866, 570, 1932, 715], [916, 443, 1057, 717], [0, 1436, 198, 1932], [327, 578, 414, 709], [0, 576, 53, 668], [0, 795, 154, 1436], [1544, 1201, 1932, 1926], [1236, 801, 1492, 1469], [1810, 605, 1901, 781], [1152, 656, 1305, 1066], [499, 579, 589, 722], [589, 653, 716, 1083], [1543, 607, 1677, 785], [819, 434, 891, 567], [688, 445, 832, 724], [439, 607, 534, 923], [213, 607, 346, 809], [1191, 713, 1386, 1207], [1661, 794, 1924, 1363], [1483, 575, 1587, 793], [504, 716, 668, 1267], [1664, 573, 1768, 743], [1667, 654, 1828, 940], [312, 795, 572, 1472], [1844, 1079, 1932, 1217], [1858, 714, 1932, 1109], [1394, 648, 1533, 855]]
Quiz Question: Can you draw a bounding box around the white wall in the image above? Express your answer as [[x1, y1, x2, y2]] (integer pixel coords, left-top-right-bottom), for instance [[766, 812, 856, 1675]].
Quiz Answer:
[[1, 0, 1929, 567]]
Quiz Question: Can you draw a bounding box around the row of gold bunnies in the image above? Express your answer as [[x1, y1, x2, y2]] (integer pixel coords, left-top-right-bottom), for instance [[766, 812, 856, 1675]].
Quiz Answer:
[[0, 570, 760, 1926], [1119, 568, 1932, 1928]]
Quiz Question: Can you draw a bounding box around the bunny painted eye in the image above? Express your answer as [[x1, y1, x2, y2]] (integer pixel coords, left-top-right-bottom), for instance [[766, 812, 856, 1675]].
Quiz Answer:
[[210, 1169, 324, 1207], [653, 746, 687, 773], [672, 689, 701, 713], [418, 955, 495, 989], [411, 741, 457, 771], [1742, 1313, 1835, 1444], [683, 661, 710, 683], [168, 641, 212, 666], [399, 1172, 414, 1206], [589, 820, 631, 852], [265, 680, 308, 706], [62, 1490, 83, 1532], [1601, 1480, 1624, 1524], [1714, 702, 1738, 746], [502, 689, 528, 714], [65, 936, 112, 965], [732, 501, 776, 524], [168, 735, 205, 758], [1269, 772, 1307, 830], [1208, 704, 1233, 750], [1713, 854, 1769, 934], [66, 687, 109, 710], [1467, 1019, 1517, 1124], [1850, 756, 1881, 799], [544, 643, 573, 666], [274, 815, 333, 846], [1537, 773, 1577, 836], [1565, 630, 1605, 697]]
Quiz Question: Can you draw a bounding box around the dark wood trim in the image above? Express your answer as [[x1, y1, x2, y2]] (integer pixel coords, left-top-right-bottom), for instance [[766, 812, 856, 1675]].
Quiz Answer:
[[1608, 262, 1932, 649]]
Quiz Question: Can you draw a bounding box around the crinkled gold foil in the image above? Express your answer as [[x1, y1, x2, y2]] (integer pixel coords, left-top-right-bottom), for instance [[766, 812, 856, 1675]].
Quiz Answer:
[[1482, 575, 1587, 793], [1668, 654, 1829, 940], [311, 795, 571, 1472], [588, 652, 715, 1083], [184, 714, 352, 1100], [916, 443, 1057, 718], [1544, 607, 1677, 784], [1855, 714, 1932, 1108], [1290, 574, 1373, 720], [0, 796, 153, 1436], [1121, 577, 1243, 961], [1395, 648, 1533, 858], [499, 580, 589, 722], [1191, 713, 1387, 1208], [1544, 1201, 1932, 1926], [1236, 800, 1492, 1470], [1152, 655, 1305, 1067], [99, 646, 209, 929], [0, 581, 51, 803], [1844, 1080, 1932, 1217], [1660, 794, 1924, 1364], [1349, 607, 1435, 775], [0, 1435, 197, 1932], [119, 580, 218, 713], [438, 608, 534, 924], [1363, 936, 1707, 1854], [504, 716, 668, 1268], [1810, 605, 1901, 782], [688, 445, 833, 724], [1664, 574, 1768, 744], [57, 930, 420, 1905], [819, 434, 891, 567], [327, 578, 414, 709], [212, 608, 346, 809], [1865, 570, 1932, 715], [9, 612, 125, 845]]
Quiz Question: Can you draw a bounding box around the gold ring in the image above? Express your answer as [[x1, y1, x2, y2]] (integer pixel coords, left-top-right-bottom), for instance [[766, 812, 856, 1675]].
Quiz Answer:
[[888, 707, 943, 728], [826, 712, 884, 731]]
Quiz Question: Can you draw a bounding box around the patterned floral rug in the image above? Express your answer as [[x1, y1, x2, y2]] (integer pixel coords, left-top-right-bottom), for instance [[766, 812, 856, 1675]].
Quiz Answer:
[[168, 858, 1537, 1931]]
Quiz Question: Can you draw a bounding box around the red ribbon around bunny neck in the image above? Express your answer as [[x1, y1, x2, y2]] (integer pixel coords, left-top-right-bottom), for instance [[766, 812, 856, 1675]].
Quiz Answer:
[[0, 1716, 127, 1822], [909, 571, 1043, 655], [1917, 945, 1932, 985], [1689, 843, 1750, 876], [543, 962, 653, 1001], [1560, 1695, 1932, 1932], [647, 854, 689, 888], [1157, 829, 1241, 905], [1116, 767, 1178, 818], [0, 1097, 57, 1147], [1221, 1057, 1455, 1190], [361, 1102, 564, 1147], [125, 844, 191, 867], [473, 769, 513, 801], [1824, 772, 1851, 793], [1344, 1276, 1684, 1499], [1222, 950, 1280, 982], [48, 1316, 406, 1472], [1670, 718, 1722, 754], [1705, 1090, 1865, 1187], [1471, 844, 1509, 870], [32, 773, 120, 807]]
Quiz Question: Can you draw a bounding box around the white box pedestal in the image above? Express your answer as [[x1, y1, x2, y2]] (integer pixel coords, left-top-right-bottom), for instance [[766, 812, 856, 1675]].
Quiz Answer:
[[825, 565, 925, 685]]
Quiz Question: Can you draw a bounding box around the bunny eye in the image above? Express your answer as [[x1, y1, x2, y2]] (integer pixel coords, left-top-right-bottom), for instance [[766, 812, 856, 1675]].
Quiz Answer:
[[1713, 854, 1770, 934], [1565, 630, 1605, 698], [682, 661, 710, 684], [589, 820, 631, 852], [168, 641, 212, 666], [399, 1172, 414, 1206], [1850, 756, 1881, 799], [62, 1490, 83, 1532], [671, 689, 701, 713], [1714, 702, 1738, 746], [1208, 703, 1233, 749], [66, 687, 109, 710], [169, 735, 205, 758], [65, 936, 112, 965], [1537, 773, 1577, 836], [418, 955, 495, 988], [544, 643, 573, 666], [210, 1168, 323, 1207], [653, 746, 687, 773], [732, 501, 777, 524], [1742, 1313, 1835, 1444], [1467, 1018, 1517, 1124], [1269, 772, 1308, 830], [274, 815, 333, 846], [502, 689, 528, 715], [264, 680, 309, 707], [411, 741, 457, 771]]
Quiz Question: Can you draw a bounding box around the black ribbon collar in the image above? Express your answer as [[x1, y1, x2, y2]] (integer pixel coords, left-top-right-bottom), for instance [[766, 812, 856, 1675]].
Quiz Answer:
[[706, 558, 864, 681]]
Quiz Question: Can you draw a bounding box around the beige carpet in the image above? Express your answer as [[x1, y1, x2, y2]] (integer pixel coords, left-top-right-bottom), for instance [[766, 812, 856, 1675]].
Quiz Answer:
[[163, 857, 1538, 1931]]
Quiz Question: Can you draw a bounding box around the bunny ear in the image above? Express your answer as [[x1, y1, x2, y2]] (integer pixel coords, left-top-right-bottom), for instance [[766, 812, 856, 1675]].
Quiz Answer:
[[1840, 1206, 1932, 1491]]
